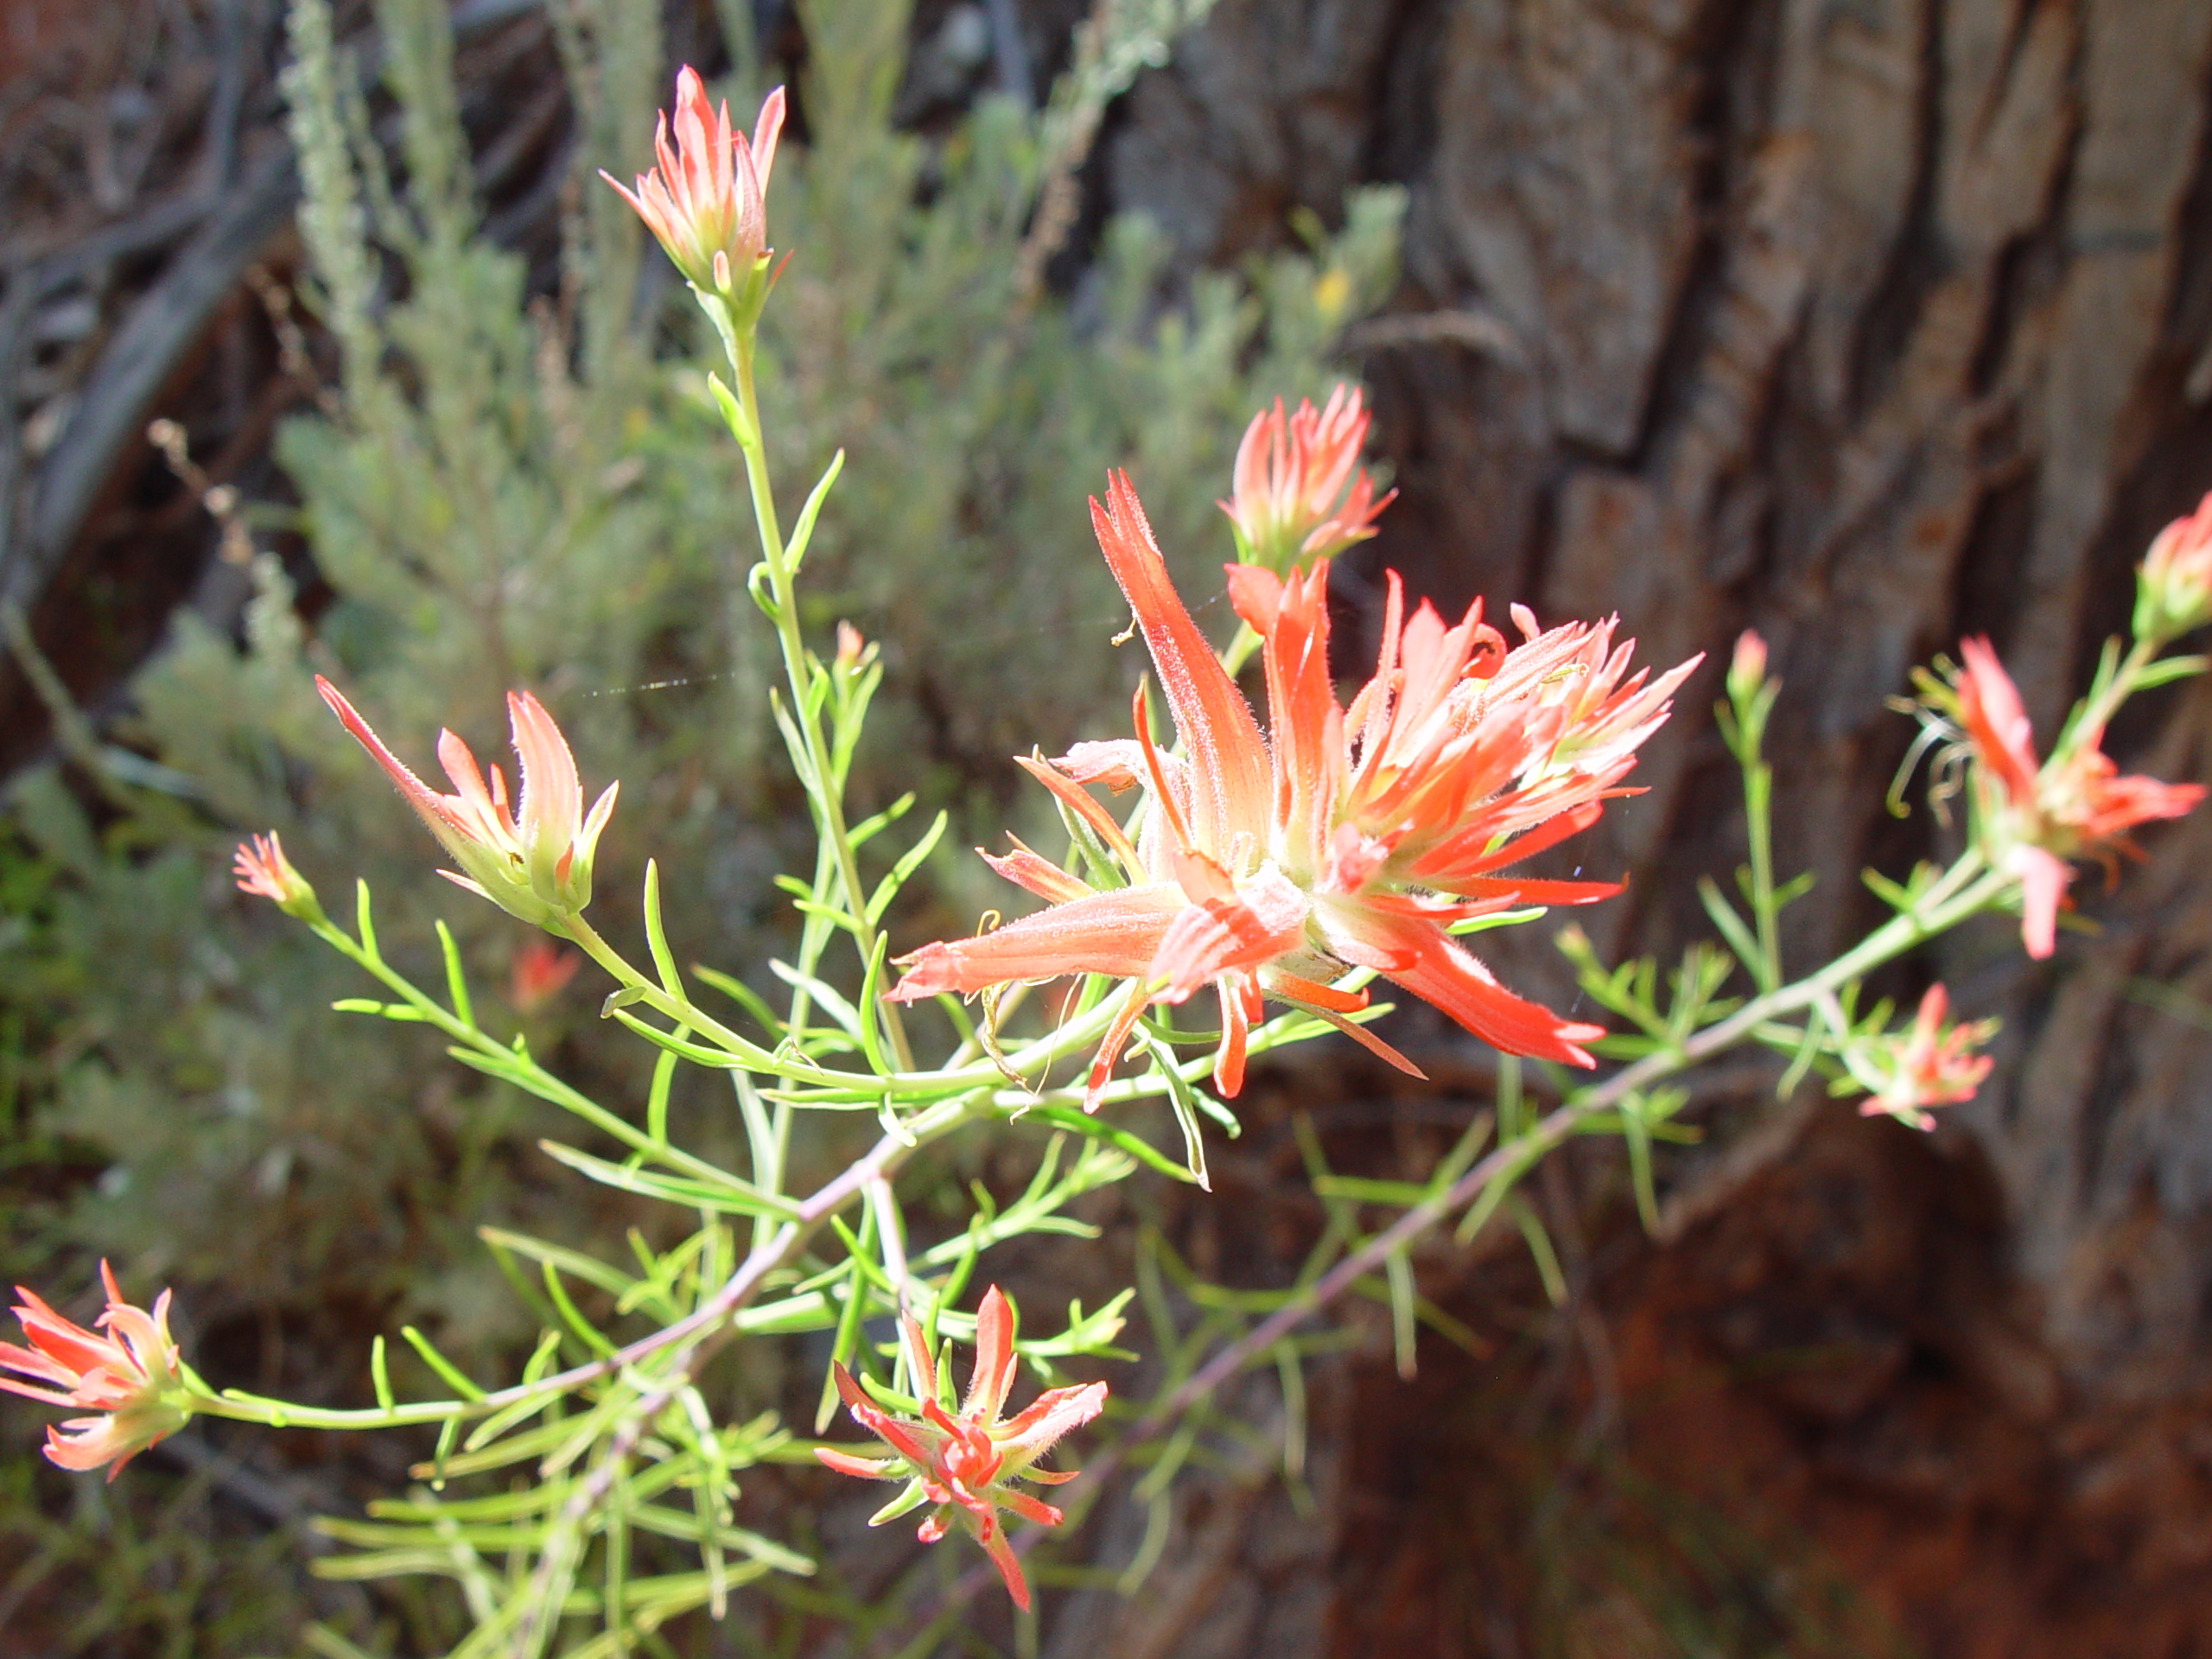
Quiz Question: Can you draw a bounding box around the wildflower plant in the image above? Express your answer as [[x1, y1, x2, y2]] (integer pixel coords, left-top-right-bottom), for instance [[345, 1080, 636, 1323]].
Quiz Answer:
[[10, 25, 2211, 1658]]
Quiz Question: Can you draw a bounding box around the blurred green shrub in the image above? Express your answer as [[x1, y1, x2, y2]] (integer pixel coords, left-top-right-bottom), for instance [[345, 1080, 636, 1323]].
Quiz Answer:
[[0, 0, 1398, 1645]]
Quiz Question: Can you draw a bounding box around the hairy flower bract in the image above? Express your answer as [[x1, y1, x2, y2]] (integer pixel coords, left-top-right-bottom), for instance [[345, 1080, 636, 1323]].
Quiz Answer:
[[1221, 385, 1393, 569], [233, 830, 321, 920]]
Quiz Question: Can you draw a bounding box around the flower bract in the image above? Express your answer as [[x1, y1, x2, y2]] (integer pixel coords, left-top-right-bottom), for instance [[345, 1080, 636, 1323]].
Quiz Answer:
[[2136, 489, 2212, 643], [815, 1287, 1104, 1611], [0, 1263, 192, 1479], [318, 677, 619, 930]]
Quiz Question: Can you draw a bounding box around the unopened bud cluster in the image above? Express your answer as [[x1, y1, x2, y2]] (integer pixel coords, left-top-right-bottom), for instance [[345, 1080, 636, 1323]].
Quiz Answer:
[[2135, 490, 2212, 645]]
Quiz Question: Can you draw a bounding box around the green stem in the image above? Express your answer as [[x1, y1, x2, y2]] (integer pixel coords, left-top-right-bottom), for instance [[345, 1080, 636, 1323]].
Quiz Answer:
[[1744, 746, 1781, 992], [219, 895, 1262, 1435], [1143, 851, 2008, 1422], [558, 905, 1148, 1103], [1220, 620, 1261, 678], [197, 1085, 990, 1436], [2064, 634, 2160, 753], [311, 915, 742, 1186], [728, 336, 914, 1071]]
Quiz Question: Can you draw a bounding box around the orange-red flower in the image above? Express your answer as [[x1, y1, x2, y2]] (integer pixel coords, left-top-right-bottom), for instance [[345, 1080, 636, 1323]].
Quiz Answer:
[[816, 1287, 1104, 1611], [1221, 385, 1394, 569], [603, 68, 785, 298], [1, 1263, 191, 1479], [2137, 489, 2212, 642], [1954, 639, 2202, 958], [889, 473, 1699, 1105], [318, 678, 619, 929], [509, 936, 582, 1014], [1857, 984, 1996, 1130], [232, 831, 320, 919]]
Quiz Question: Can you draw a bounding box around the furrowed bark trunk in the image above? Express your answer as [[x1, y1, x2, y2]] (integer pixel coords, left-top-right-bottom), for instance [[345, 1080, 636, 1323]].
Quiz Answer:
[[1077, 1, 2212, 1651]]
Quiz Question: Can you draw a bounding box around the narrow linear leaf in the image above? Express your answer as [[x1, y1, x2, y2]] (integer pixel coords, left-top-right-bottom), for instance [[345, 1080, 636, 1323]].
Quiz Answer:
[[537, 1139, 799, 1219], [435, 918, 474, 1027], [400, 1325, 485, 1402]]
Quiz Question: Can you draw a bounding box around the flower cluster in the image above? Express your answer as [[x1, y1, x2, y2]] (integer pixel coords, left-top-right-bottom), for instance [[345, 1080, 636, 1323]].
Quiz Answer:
[[1948, 639, 2202, 957], [816, 1287, 1104, 1610], [602, 68, 785, 311], [889, 472, 1698, 1106], [2135, 489, 2212, 644], [1851, 984, 1997, 1130], [1220, 385, 1394, 569], [1, 1264, 192, 1479], [316, 679, 618, 931]]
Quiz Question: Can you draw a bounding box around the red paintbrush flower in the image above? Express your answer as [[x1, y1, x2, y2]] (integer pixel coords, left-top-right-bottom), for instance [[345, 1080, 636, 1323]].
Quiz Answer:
[[602, 68, 785, 300], [1855, 984, 1997, 1131], [816, 1287, 1104, 1611], [1, 1263, 192, 1479], [1951, 639, 2202, 958], [888, 472, 1700, 1106], [317, 677, 619, 930], [1221, 385, 1393, 569]]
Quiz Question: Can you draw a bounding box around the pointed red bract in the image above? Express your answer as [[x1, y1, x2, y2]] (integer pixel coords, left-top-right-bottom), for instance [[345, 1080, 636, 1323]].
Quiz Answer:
[[1090, 473, 1271, 862], [891, 474, 1700, 1100], [814, 1287, 1106, 1611]]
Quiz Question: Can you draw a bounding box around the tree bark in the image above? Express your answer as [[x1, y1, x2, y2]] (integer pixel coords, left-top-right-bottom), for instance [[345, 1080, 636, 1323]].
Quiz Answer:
[[1099, 0, 2212, 1650]]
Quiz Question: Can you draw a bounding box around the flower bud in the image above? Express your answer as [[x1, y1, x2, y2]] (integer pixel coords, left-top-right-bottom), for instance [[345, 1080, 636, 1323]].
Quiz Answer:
[[2134, 489, 2212, 644], [232, 831, 322, 922], [1220, 385, 1394, 569], [604, 69, 785, 315], [1726, 629, 1768, 708]]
